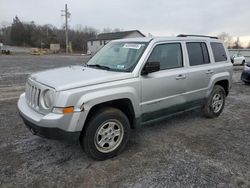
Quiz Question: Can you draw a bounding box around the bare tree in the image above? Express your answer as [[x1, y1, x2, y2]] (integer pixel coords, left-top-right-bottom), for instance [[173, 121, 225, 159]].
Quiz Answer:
[[10, 16, 26, 45], [113, 28, 122, 32], [102, 27, 122, 33], [232, 37, 243, 49], [247, 41, 250, 49], [102, 27, 112, 33], [217, 32, 233, 48], [2, 16, 125, 51]]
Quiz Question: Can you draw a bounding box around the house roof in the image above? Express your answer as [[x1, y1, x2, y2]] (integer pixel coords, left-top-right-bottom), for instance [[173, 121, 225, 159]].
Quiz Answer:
[[89, 30, 145, 41]]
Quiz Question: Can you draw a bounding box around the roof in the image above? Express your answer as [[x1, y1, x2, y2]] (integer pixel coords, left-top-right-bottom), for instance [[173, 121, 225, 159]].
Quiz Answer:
[[113, 36, 222, 43], [89, 30, 145, 41]]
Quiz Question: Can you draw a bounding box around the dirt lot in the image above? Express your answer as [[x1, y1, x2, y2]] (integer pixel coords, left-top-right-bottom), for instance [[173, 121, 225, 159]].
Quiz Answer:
[[0, 55, 249, 188]]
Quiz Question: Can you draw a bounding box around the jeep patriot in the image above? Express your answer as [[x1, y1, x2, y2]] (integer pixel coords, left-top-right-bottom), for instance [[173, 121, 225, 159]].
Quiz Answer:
[[18, 35, 233, 160]]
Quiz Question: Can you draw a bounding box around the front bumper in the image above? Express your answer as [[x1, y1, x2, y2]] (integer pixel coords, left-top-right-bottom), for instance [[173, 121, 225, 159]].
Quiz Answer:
[[20, 113, 80, 143], [241, 70, 250, 82], [18, 93, 81, 143]]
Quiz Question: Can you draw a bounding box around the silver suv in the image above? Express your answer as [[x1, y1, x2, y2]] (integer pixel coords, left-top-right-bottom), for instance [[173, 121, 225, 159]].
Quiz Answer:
[[18, 35, 233, 160]]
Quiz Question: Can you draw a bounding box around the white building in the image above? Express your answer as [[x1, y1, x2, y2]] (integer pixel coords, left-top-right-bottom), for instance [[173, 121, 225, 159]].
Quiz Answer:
[[50, 44, 60, 53], [87, 30, 145, 54]]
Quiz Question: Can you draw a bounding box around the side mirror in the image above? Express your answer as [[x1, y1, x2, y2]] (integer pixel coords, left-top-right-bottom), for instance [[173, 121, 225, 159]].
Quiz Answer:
[[141, 61, 160, 75]]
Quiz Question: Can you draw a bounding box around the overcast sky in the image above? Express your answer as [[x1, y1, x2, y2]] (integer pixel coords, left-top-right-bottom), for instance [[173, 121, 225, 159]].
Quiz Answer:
[[1, 0, 250, 44]]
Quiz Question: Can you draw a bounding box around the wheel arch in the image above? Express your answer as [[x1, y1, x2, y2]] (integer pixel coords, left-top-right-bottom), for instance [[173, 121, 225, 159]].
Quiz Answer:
[[214, 80, 229, 96], [88, 98, 136, 127], [79, 98, 138, 140], [207, 72, 231, 97]]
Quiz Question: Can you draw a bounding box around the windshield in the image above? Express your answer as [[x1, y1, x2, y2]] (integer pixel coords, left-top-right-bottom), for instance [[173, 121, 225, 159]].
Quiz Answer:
[[86, 42, 148, 72]]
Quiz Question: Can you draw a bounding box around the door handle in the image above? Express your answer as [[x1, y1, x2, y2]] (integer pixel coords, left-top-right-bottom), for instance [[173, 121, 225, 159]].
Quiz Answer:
[[206, 70, 214, 74], [176, 74, 186, 80]]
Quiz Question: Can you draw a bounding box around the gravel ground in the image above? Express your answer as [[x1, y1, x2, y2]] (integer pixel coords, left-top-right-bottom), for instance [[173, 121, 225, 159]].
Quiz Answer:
[[0, 55, 249, 188]]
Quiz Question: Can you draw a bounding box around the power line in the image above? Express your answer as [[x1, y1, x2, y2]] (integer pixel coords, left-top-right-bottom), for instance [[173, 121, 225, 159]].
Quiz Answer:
[[61, 4, 71, 54]]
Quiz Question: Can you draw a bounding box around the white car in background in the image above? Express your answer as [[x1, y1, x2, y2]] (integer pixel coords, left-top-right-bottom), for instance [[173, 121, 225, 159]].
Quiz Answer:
[[231, 54, 245, 65]]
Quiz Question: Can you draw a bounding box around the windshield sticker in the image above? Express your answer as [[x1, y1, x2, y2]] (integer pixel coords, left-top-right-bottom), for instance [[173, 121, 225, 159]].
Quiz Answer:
[[117, 65, 125, 69], [123, 43, 142, 50]]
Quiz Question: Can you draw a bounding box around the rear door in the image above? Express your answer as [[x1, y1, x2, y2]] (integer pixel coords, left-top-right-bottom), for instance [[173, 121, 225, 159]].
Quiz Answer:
[[185, 42, 212, 104], [140, 42, 188, 122]]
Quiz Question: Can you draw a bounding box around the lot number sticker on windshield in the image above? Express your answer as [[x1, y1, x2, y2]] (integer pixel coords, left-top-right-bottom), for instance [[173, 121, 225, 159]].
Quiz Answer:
[[123, 43, 142, 50]]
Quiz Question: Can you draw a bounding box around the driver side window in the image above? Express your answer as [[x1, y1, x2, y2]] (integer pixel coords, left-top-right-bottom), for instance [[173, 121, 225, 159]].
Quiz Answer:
[[148, 43, 183, 70]]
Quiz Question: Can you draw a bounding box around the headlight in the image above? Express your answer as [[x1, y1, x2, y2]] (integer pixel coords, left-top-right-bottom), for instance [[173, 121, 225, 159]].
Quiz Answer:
[[42, 89, 54, 109]]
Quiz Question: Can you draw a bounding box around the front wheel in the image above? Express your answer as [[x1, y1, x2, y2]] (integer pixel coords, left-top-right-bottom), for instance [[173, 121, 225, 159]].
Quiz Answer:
[[202, 85, 226, 118], [81, 107, 130, 160]]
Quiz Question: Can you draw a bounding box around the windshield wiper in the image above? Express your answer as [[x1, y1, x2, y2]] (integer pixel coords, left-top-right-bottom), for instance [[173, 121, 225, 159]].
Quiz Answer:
[[87, 64, 111, 70], [82, 62, 88, 67]]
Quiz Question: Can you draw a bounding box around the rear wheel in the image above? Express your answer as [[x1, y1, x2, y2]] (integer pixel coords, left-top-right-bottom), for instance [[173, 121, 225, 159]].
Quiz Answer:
[[202, 85, 226, 118], [81, 107, 130, 160]]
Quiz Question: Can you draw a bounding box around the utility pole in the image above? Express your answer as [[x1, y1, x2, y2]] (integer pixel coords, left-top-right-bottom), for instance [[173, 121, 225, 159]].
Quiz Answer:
[[61, 4, 70, 54]]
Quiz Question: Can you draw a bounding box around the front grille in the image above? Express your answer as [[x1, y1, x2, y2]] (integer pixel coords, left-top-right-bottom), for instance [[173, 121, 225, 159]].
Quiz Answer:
[[25, 81, 41, 110]]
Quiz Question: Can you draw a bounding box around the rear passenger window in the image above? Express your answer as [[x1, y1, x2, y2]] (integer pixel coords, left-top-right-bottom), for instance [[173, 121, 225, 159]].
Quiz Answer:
[[211, 42, 227, 62], [186, 42, 210, 66], [148, 43, 183, 70]]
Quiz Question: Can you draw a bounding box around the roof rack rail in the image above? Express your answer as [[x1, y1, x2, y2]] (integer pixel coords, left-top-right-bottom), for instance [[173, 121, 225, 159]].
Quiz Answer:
[[177, 34, 218, 39]]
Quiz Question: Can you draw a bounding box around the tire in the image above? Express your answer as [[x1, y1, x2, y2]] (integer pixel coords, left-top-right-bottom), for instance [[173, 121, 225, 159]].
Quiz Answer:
[[202, 85, 226, 118], [242, 60, 245, 65], [81, 107, 130, 160]]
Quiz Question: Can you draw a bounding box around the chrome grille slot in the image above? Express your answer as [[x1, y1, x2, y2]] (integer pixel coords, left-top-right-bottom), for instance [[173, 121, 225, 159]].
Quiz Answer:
[[25, 81, 41, 110]]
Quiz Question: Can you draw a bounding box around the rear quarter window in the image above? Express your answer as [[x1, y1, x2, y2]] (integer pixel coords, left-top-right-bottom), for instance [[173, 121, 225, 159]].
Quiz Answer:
[[210, 42, 227, 62]]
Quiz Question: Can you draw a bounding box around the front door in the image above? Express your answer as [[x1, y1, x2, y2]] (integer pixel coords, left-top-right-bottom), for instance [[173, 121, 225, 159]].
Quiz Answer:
[[140, 42, 187, 122]]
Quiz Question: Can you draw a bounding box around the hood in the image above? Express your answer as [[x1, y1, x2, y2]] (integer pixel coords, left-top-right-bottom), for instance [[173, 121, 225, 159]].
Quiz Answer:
[[30, 65, 134, 91]]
